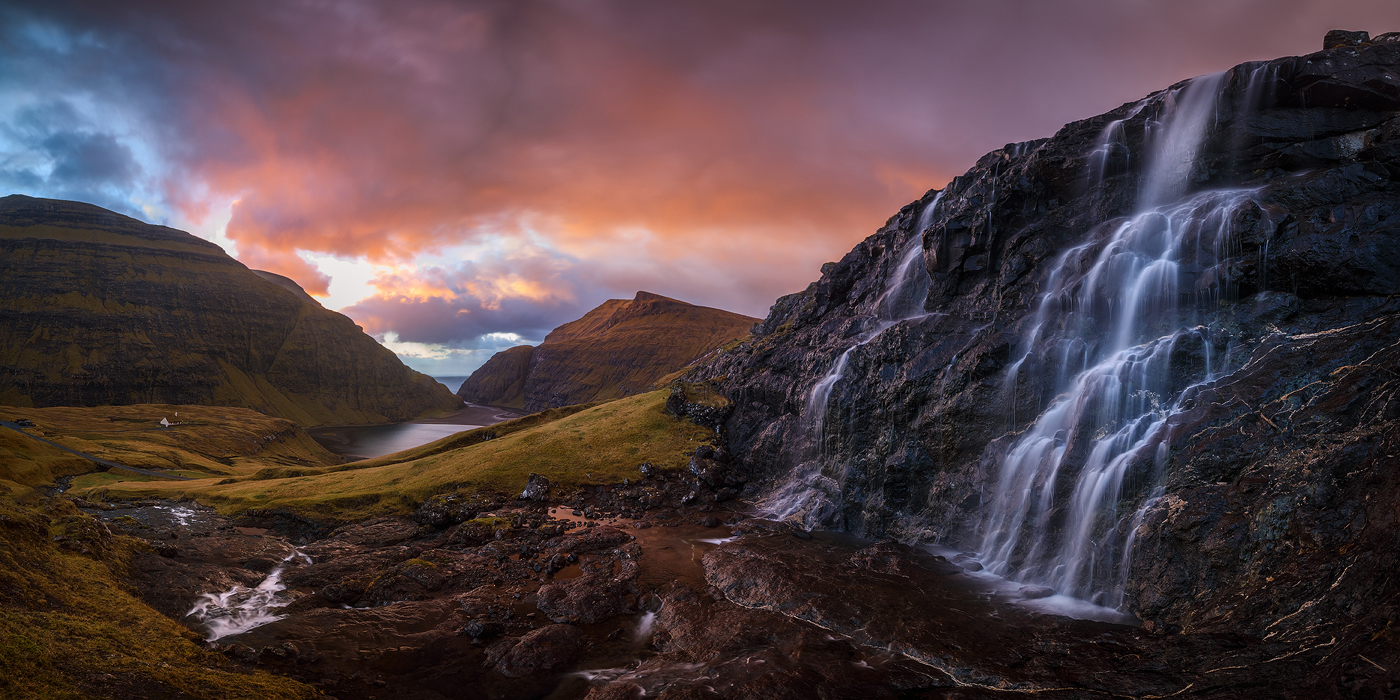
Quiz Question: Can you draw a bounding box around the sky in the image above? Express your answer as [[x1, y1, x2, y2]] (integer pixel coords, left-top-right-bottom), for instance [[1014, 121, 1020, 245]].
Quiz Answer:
[[3, 0, 1399, 375]]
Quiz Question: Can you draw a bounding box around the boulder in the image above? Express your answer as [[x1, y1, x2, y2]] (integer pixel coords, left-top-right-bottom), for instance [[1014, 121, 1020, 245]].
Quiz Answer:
[[488, 624, 584, 677], [1323, 29, 1370, 49], [519, 473, 551, 501]]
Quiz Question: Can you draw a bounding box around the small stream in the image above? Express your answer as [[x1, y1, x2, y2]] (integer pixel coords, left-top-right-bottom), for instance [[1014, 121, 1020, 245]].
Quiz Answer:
[[186, 550, 312, 641]]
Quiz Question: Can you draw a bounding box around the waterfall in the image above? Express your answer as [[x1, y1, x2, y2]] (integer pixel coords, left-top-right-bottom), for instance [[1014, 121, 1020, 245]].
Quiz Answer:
[[757, 192, 944, 525], [186, 549, 311, 641], [977, 71, 1264, 607], [1140, 73, 1225, 208]]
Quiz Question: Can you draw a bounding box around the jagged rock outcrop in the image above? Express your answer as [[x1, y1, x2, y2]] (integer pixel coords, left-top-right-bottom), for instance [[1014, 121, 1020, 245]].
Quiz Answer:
[[701, 32, 1400, 660], [458, 291, 756, 412], [0, 195, 461, 425]]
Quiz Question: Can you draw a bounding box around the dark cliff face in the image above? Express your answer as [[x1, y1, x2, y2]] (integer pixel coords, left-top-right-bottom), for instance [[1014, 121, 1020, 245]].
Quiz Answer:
[[703, 38, 1400, 639], [0, 195, 462, 425], [459, 291, 757, 412]]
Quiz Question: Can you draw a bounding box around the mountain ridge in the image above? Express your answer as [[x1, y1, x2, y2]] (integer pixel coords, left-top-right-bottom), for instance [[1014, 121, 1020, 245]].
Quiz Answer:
[[0, 194, 462, 425], [458, 291, 756, 411]]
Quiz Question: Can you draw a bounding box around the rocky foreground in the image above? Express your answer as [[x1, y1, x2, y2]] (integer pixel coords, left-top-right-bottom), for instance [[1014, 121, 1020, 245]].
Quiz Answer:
[[80, 450, 1392, 700]]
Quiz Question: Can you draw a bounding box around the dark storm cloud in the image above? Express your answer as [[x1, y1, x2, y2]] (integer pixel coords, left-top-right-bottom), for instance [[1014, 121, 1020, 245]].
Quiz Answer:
[[4, 0, 1400, 359], [345, 292, 580, 349], [0, 99, 147, 216], [42, 131, 140, 188]]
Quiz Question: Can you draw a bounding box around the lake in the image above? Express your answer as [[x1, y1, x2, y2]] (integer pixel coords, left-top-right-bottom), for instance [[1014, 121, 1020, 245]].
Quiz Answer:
[[309, 402, 524, 461], [310, 422, 483, 460]]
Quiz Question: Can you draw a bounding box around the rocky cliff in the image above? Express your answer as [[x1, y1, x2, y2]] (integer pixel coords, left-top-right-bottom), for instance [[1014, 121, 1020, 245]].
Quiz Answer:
[[702, 30, 1400, 654], [458, 291, 756, 412], [0, 195, 462, 425]]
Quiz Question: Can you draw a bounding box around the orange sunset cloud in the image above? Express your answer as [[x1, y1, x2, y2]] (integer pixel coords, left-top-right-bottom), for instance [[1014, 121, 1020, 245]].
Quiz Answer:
[[6, 0, 1400, 372]]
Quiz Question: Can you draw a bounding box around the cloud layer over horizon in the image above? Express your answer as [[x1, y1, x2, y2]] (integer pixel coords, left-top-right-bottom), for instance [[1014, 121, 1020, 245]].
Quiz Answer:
[[4, 0, 1399, 374]]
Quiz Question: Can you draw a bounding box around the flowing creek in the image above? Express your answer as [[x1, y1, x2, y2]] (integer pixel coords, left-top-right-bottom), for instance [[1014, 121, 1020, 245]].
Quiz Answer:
[[187, 550, 312, 640], [80, 495, 1289, 697]]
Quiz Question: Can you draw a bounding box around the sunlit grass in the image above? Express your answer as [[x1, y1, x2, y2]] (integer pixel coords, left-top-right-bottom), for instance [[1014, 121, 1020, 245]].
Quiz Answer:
[[79, 390, 710, 522], [0, 404, 339, 491]]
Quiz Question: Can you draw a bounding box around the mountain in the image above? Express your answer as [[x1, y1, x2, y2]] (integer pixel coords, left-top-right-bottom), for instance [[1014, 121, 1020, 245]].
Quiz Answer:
[[251, 269, 321, 305], [458, 291, 757, 411], [0, 195, 462, 425], [702, 32, 1400, 649]]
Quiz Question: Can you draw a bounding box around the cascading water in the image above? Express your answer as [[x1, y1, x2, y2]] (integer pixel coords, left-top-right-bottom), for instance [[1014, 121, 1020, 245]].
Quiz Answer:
[[757, 193, 944, 525], [976, 71, 1269, 607], [186, 549, 311, 640]]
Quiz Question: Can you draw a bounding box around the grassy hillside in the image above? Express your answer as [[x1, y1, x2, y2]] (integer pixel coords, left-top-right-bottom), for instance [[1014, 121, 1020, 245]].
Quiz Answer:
[[459, 291, 756, 411], [0, 405, 339, 499], [0, 195, 461, 425], [0, 497, 317, 699], [76, 390, 711, 522]]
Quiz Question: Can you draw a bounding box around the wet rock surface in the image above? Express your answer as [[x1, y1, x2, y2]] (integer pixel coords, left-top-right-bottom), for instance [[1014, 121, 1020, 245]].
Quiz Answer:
[[85, 470, 762, 699], [87, 490, 1398, 699]]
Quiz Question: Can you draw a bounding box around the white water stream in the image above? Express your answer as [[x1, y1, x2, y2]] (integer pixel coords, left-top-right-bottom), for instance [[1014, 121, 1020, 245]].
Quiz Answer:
[[757, 193, 945, 526], [975, 71, 1283, 607], [186, 550, 311, 641]]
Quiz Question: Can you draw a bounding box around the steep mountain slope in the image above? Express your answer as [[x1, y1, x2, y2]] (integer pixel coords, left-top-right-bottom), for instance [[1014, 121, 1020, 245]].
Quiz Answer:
[[458, 291, 756, 411], [0, 195, 461, 425], [457, 345, 535, 409], [251, 269, 320, 305], [702, 30, 1400, 664]]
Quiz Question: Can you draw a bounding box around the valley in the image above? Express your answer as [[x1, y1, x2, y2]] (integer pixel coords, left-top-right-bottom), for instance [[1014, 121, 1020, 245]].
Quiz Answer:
[[1, 26, 1399, 700]]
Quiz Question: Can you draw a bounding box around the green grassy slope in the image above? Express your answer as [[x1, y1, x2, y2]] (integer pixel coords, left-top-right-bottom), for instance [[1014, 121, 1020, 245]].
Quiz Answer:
[[76, 390, 710, 522], [0, 404, 340, 498]]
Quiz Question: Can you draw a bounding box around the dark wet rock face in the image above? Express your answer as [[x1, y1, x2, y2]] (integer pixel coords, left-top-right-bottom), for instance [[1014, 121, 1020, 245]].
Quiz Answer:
[[488, 623, 585, 677], [1325, 30, 1372, 50], [697, 33, 1400, 695], [520, 472, 552, 501]]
